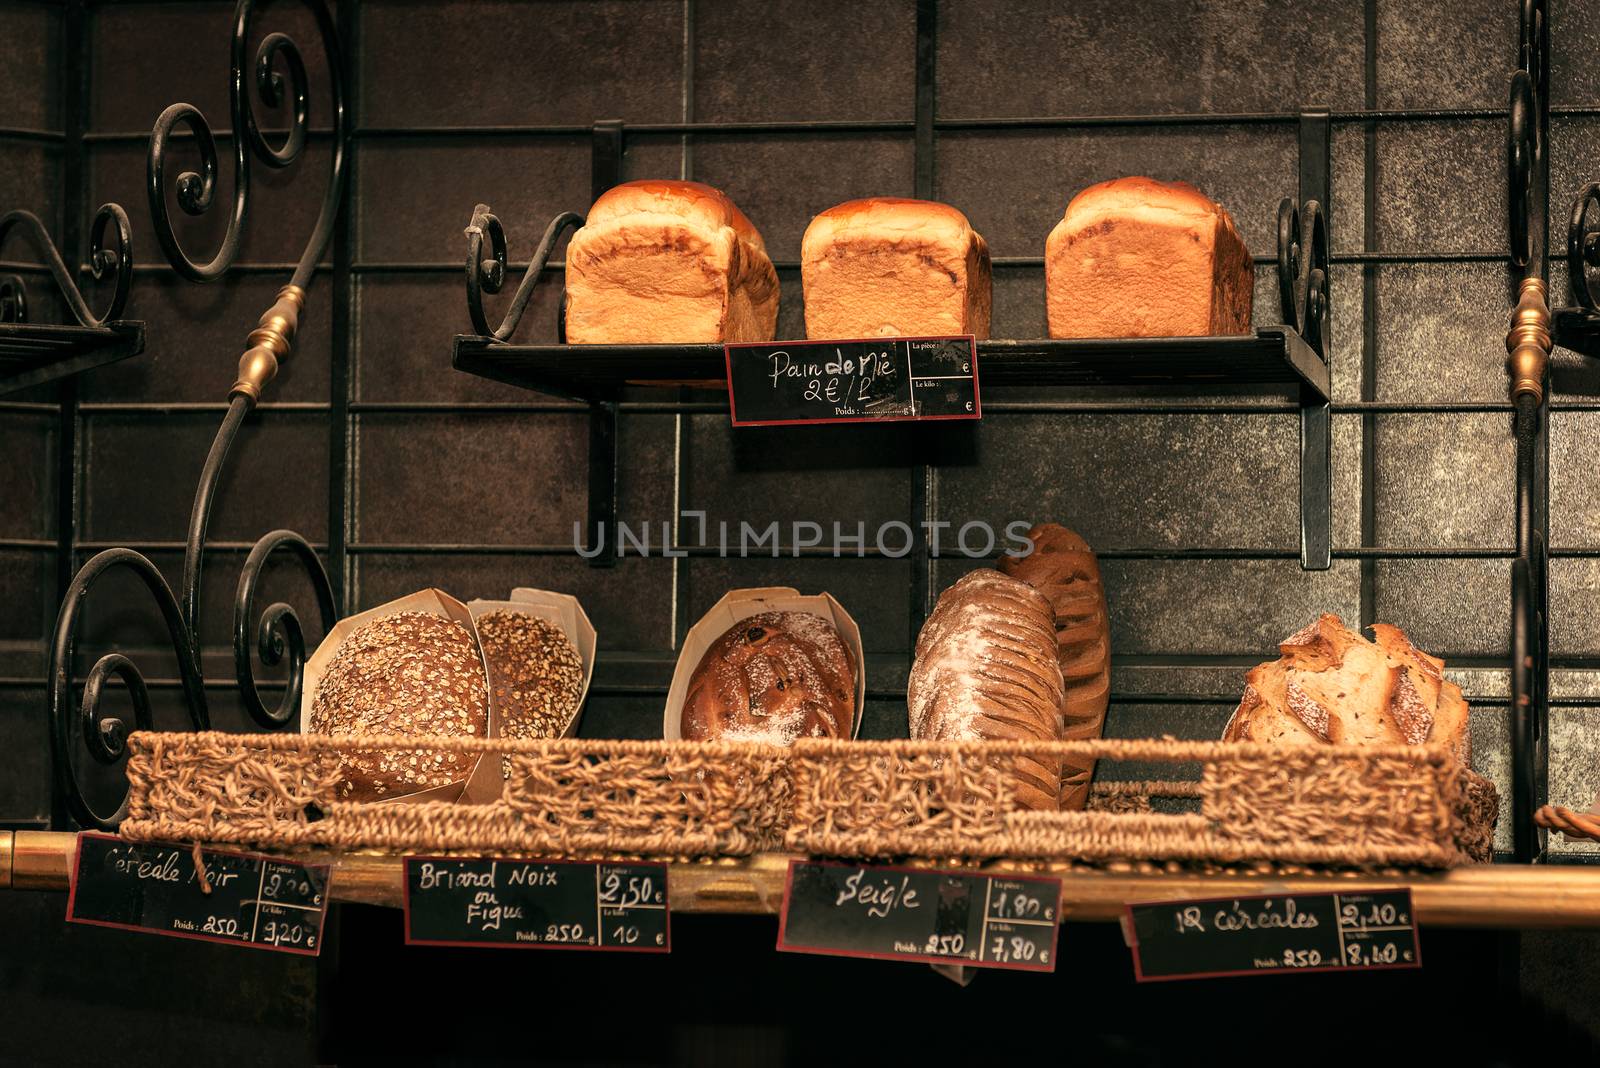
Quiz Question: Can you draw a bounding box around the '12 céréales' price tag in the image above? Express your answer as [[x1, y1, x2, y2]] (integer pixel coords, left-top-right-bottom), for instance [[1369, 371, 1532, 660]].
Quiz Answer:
[[777, 859, 1059, 971], [66, 832, 328, 955], [1125, 889, 1421, 982], [725, 336, 980, 426], [403, 857, 669, 952]]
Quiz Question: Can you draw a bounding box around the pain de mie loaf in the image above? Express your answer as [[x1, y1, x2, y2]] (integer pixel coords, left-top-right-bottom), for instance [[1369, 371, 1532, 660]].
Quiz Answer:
[[999, 523, 1111, 810], [680, 611, 857, 745], [308, 611, 490, 802], [564, 179, 779, 344], [1045, 176, 1253, 339], [801, 197, 992, 339], [908, 569, 1066, 811], [1223, 614, 1471, 762]]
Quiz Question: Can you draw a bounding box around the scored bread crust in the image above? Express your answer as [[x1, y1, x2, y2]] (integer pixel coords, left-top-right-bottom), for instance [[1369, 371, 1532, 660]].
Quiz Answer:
[[908, 569, 1066, 810], [1045, 176, 1253, 339], [565, 179, 779, 344], [999, 523, 1111, 811], [1222, 613, 1471, 763], [801, 197, 991, 339], [680, 611, 856, 745]]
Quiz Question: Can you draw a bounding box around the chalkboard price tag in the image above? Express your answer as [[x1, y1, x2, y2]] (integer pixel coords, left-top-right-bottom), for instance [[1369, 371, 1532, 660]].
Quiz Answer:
[[66, 832, 328, 955], [777, 860, 1059, 972], [1125, 889, 1421, 982], [403, 857, 670, 952], [725, 336, 980, 426]]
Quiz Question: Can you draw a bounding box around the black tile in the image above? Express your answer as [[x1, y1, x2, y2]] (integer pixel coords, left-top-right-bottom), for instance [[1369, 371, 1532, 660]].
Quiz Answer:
[[1552, 412, 1600, 548], [82, 412, 329, 542], [1372, 557, 1510, 658], [0, 4, 60, 131], [695, 0, 916, 122], [353, 411, 675, 545], [362, 1, 685, 128], [0, 551, 53, 645], [0, 413, 56, 540], [1375, 0, 1514, 110], [0, 147, 61, 262], [935, 126, 1295, 260], [1372, 413, 1515, 548], [937, 0, 1363, 118], [0, 689, 48, 821], [1550, 0, 1600, 105], [1374, 121, 1503, 254], [355, 552, 674, 652], [1371, 262, 1521, 402], [682, 555, 913, 657]]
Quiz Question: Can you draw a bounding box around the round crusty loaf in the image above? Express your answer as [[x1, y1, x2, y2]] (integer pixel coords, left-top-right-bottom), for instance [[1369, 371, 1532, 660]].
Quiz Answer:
[[909, 569, 1066, 810], [586, 179, 767, 252], [476, 610, 584, 742], [309, 612, 488, 802], [680, 611, 856, 745]]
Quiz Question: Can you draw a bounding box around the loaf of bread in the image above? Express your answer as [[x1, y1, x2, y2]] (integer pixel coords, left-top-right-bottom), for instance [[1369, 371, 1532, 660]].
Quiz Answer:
[[680, 611, 856, 744], [564, 180, 779, 344], [908, 569, 1066, 811], [1223, 614, 1471, 762], [999, 523, 1110, 810], [476, 610, 584, 742], [801, 198, 991, 339], [1045, 176, 1253, 339], [308, 612, 490, 801]]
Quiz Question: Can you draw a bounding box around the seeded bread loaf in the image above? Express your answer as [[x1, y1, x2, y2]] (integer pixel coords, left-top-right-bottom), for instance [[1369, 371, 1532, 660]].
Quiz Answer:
[[801, 198, 992, 339], [999, 523, 1111, 810], [908, 569, 1066, 811], [476, 610, 584, 742], [680, 611, 857, 745], [1223, 614, 1471, 762], [564, 179, 779, 344], [308, 612, 490, 802], [1046, 176, 1253, 339]]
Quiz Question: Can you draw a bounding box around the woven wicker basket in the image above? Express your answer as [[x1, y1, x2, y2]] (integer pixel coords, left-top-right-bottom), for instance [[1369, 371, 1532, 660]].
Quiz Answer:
[[120, 731, 1496, 868]]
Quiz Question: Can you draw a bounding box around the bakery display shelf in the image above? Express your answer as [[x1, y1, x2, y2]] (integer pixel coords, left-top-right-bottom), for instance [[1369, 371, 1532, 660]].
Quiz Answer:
[[8, 830, 1600, 928], [450, 327, 1330, 404], [0, 320, 143, 397]]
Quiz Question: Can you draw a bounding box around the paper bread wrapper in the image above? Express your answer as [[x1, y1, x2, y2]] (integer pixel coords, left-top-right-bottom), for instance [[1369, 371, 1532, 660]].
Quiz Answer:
[[471, 590, 599, 740], [662, 587, 865, 742], [300, 588, 503, 805]]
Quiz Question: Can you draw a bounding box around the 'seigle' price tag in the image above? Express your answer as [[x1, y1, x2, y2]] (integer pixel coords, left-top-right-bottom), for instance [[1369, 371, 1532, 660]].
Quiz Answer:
[[66, 832, 328, 955], [403, 857, 669, 951], [1124, 889, 1420, 982], [725, 336, 980, 426], [777, 859, 1059, 972]]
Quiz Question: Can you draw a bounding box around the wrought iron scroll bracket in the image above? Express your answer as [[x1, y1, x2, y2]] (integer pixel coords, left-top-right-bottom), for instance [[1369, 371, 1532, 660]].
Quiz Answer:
[[47, 0, 346, 831], [1285, 109, 1332, 572], [0, 204, 132, 327]]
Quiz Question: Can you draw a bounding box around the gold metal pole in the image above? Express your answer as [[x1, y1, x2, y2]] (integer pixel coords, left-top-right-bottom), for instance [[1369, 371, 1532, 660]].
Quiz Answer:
[[230, 284, 305, 402], [1507, 276, 1553, 403]]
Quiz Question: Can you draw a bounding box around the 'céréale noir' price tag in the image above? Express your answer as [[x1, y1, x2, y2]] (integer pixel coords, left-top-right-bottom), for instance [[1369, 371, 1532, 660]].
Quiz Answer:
[[725, 336, 980, 426], [66, 832, 328, 955], [403, 857, 669, 951], [777, 860, 1059, 971], [1125, 889, 1421, 982]]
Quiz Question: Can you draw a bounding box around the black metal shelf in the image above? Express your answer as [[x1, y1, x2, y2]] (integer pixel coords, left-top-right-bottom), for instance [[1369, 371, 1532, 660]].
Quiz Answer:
[[0, 320, 143, 398], [452, 327, 1329, 404]]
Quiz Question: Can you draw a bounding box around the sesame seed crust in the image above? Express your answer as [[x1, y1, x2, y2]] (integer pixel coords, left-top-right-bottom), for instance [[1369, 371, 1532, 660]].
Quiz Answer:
[[476, 610, 585, 774]]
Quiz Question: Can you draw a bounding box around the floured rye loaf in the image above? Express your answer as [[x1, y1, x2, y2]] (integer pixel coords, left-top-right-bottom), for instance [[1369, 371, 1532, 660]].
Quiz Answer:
[[309, 612, 489, 802], [908, 569, 1066, 811], [564, 179, 779, 344], [476, 610, 584, 742], [1046, 176, 1253, 339], [681, 611, 856, 745], [1223, 614, 1471, 761], [999, 523, 1111, 810], [801, 198, 992, 339]]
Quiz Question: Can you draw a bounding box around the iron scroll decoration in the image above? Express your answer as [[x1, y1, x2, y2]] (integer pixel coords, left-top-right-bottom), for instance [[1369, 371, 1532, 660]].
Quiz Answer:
[[1567, 183, 1600, 312], [465, 207, 586, 342], [48, 0, 345, 830], [0, 205, 133, 327], [1275, 197, 1329, 360]]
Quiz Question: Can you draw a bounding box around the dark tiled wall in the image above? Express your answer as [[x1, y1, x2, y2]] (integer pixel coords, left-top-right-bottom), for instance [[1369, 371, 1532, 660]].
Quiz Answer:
[[9, 0, 1600, 1055]]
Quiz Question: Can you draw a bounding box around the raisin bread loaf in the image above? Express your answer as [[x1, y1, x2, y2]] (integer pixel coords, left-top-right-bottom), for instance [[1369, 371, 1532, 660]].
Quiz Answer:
[[999, 523, 1111, 809], [908, 569, 1066, 810], [681, 611, 856, 745], [1223, 614, 1471, 761]]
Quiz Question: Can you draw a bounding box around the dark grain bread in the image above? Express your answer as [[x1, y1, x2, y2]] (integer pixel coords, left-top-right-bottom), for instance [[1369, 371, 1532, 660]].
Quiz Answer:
[[477, 610, 584, 742], [1000, 523, 1111, 810], [680, 611, 856, 745], [908, 569, 1066, 810], [308, 611, 489, 801]]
